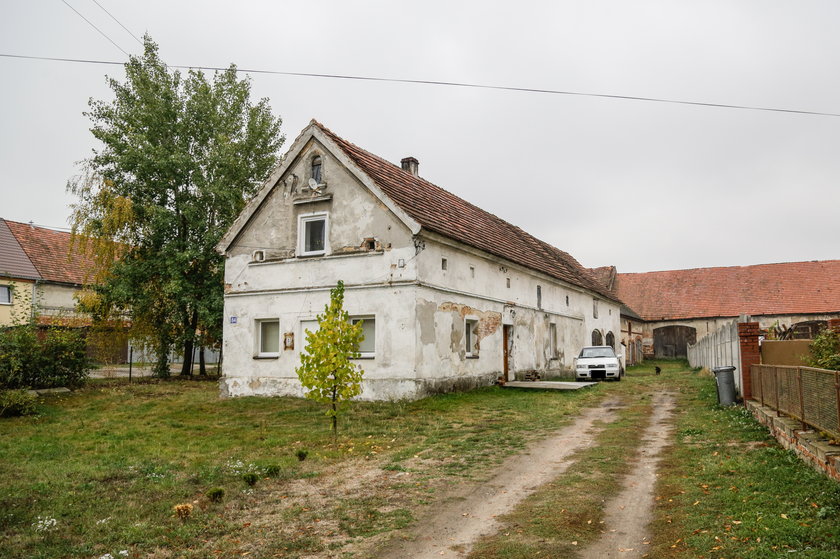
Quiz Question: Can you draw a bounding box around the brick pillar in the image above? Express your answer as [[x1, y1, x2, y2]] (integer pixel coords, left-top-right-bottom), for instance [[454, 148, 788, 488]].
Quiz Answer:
[[738, 322, 761, 401], [828, 318, 840, 333]]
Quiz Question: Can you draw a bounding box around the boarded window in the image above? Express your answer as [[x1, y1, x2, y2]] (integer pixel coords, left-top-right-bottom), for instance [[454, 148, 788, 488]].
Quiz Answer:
[[351, 317, 376, 357], [258, 320, 280, 356]]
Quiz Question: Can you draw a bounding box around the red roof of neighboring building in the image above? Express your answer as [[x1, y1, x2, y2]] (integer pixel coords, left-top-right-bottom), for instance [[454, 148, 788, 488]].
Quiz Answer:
[[614, 261, 840, 321], [315, 122, 619, 302], [2, 219, 95, 285]]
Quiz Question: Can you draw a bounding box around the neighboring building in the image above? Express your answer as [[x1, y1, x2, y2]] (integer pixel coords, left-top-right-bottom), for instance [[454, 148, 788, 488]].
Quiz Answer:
[[589, 266, 645, 365], [217, 121, 622, 400], [602, 261, 840, 359], [0, 218, 96, 326]]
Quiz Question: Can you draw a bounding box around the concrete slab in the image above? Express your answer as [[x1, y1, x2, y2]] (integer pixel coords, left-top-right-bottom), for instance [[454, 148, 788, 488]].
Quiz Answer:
[[502, 381, 597, 391]]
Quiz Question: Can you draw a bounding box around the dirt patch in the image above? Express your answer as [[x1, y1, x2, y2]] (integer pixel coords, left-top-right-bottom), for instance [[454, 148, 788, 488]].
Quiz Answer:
[[577, 392, 676, 559], [376, 402, 623, 559]]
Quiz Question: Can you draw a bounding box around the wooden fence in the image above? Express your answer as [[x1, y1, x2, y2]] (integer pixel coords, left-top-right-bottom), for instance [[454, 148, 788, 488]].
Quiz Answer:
[[751, 364, 840, 440]]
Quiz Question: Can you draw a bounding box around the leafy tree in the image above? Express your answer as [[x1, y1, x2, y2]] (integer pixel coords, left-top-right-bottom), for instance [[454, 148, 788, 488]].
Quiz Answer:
[[806, 328, 840, 370], [296, 281, 365, 435], [69, 36, 284, 376]]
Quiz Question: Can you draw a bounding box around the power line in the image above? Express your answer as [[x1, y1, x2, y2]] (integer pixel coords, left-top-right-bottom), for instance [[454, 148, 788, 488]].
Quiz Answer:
[[90, 0, 143, 45], [60, 0, 129, 56], [3, 51, 840, 119]]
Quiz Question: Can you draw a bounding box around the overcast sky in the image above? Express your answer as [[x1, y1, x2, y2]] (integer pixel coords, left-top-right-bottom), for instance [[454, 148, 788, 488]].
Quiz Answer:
[[2, 1, 839, 273]]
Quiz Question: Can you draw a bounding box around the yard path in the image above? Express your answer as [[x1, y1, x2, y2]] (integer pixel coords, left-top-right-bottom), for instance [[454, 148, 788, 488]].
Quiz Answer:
[[578, 391, 676, 559], [377, 400, 625, 559]]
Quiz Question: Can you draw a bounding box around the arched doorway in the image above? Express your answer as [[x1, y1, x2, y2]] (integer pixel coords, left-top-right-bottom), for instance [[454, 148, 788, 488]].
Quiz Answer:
[[592, 329, 603, 346], [653, 325, 696, 358]]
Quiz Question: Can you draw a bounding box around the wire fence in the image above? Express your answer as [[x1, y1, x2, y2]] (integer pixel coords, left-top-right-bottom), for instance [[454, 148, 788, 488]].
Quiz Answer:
[[752, 364, 840, 440]]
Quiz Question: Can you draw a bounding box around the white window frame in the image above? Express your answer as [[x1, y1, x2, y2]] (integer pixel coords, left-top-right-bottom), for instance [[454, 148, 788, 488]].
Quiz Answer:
[[256, 318, 280, 358], [351, 315, 376, 359], [465, 317, 479, 358], [298, 212, 329, 257], [0, 285, 11, 305]]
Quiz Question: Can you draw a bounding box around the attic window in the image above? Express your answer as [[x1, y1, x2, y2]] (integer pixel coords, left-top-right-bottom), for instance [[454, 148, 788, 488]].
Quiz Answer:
[[506, 278, 510, 288], [470, 266, 475, 278], [298, 212, 328, 256], [566, 295, 569, 306], [311, 155, 322, 184], [364, 238, 376, 251], [593, 299, 599, 319], [537, 285, 542, 309], [252, 250, 265, 262], [441, 258, 447, 271]]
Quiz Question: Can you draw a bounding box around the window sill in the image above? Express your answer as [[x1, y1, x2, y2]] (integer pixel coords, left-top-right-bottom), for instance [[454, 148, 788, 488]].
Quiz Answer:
[[352, 355, 375, 360], [297, 252, 327, 258], [466, 355, 479, 360], [253, 355, 279, 360]]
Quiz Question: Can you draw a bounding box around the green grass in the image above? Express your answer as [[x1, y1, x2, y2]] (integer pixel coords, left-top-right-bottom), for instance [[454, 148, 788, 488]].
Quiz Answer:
[[0, 376, 606, 558], [5, 364, 839, 559]]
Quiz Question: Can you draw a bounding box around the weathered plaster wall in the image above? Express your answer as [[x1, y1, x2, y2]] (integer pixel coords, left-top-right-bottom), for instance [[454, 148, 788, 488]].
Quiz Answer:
[[227, 138, 411, 263], [222, 284, 419, 401], [36, 283, 82, 319]]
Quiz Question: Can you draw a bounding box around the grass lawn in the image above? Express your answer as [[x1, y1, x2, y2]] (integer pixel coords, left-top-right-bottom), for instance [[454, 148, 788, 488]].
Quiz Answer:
[[2, 364, 839, 559], [0, 376, 604, 558]]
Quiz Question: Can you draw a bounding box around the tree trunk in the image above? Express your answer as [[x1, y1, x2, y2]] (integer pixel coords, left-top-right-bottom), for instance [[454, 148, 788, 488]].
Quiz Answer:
[[154, 332, 170, 378], [331, 386, 338, 437], [180, 310, 198, 376], [199, 345, 206, 376]]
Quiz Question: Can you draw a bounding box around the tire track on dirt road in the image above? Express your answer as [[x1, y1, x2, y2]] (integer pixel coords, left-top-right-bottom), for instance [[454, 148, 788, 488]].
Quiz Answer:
[[377, 400, 624, 559], [577, 391, 677, 559]]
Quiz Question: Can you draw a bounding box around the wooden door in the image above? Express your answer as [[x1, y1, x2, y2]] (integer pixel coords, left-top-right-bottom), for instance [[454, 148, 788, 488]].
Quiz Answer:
[[503, 325, 513, 380]]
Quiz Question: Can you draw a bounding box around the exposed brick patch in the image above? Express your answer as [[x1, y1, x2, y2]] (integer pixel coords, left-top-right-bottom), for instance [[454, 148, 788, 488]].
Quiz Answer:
[[746, 400, 840, 482], [738, 322, 760, 400]]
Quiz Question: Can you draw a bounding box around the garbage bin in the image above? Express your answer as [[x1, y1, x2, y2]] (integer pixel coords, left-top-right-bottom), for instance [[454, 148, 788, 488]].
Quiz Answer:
[[712, 366, 737, 406]]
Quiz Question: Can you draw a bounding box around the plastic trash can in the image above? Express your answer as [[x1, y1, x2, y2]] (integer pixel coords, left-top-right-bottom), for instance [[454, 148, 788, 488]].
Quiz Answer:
[[712, 366, 737, 406]]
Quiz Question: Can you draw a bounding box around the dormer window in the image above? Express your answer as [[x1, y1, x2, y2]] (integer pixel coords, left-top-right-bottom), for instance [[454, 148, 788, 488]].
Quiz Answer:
[[311, 155, 322, 184]]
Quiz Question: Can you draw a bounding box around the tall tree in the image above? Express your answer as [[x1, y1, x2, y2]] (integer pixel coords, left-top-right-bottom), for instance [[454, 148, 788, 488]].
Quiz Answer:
[[296, 281, 365, 436], [70, 36, 283, 376]]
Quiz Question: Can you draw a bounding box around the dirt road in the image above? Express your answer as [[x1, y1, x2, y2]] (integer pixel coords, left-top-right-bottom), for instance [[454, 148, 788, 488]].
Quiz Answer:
[[378, 400, 624, 559], [377, 393, 676, 559], [578, 392, 676, 559]]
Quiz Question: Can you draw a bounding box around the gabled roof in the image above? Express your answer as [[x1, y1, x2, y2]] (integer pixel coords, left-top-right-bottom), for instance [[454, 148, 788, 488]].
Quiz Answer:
[[614, 260, 840, 321], [312, 122, 619, 301], [2, 219, 95, 285]]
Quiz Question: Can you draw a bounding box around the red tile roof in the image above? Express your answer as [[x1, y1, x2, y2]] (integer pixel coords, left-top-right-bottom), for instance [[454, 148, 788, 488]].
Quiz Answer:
[[315, 122, 618, 302], [614, 261, 840, 321], [3, 219, 95, 285]]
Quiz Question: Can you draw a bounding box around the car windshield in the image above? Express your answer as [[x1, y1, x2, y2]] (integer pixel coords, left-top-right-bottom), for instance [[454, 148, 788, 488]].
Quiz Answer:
[[580, 347, 616, 358]]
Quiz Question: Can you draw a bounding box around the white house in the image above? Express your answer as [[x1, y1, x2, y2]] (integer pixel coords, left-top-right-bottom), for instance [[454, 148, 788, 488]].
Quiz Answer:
[[217, 121, 622, 400]]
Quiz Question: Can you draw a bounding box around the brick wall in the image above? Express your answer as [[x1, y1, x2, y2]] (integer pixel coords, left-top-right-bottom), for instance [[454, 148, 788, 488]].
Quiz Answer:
[[738, 322, 761, 400], [828, 318, 840, 333]]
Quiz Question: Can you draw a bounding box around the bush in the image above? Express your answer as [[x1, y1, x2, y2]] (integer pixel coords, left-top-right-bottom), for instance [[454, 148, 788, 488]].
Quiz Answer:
[[206, 487, 225, 503], [264, 464, 282, 478], [807, 329, 840, 371], [296, 449, 309, 462], [242, 473, 259, 487], [0, 389, 38, 417], [0, 325, 91, 389]]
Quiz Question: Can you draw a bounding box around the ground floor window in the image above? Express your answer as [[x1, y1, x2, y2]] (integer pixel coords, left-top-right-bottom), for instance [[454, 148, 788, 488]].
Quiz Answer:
[[465, 318, 479, 357], [592, 329, 603, 346], [258, 319, 280, 357], [351, 316, 376, 358], [0, 285, 10, 304]]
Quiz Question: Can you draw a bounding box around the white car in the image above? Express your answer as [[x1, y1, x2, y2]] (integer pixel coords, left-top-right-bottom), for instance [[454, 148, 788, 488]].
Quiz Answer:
[[575, 346, 624, 381]]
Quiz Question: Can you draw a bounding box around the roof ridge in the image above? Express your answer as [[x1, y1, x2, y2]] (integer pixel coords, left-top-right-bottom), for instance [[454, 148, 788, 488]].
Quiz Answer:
[[313, 122, 619, 301]]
